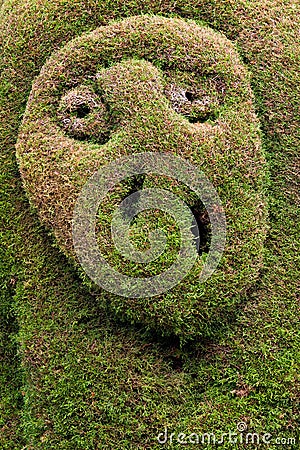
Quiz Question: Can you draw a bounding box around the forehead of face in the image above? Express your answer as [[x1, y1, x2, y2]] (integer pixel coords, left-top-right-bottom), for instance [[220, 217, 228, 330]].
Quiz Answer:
[[27, 15, 250, 117]]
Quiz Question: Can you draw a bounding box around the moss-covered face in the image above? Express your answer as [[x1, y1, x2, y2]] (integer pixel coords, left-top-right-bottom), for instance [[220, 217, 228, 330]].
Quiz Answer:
[[16, 15, 267, 339]]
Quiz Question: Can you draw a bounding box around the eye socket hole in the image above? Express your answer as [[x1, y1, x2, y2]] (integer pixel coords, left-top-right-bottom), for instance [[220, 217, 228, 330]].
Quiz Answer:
[[75, 104, 91, 118], [185, 91, 194, 102], [165, 83, 218, 124], [58, 86, 111, 144]]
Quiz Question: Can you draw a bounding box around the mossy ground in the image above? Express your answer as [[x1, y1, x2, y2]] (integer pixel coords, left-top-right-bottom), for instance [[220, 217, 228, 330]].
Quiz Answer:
[[0, 1, 299, 449]]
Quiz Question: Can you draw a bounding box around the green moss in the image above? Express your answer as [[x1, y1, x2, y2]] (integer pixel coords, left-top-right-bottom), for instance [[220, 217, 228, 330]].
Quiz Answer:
[[0, 1, 299, 448], [16, 16, 267, 339]]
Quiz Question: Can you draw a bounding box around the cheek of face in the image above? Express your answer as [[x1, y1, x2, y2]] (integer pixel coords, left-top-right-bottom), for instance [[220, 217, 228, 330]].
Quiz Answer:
[[16, 15, 267, 339]]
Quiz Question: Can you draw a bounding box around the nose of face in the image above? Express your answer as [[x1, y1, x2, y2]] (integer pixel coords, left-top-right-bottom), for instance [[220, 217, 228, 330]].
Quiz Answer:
[[96, 58, 197, 154], [97, 59, 176, 129]]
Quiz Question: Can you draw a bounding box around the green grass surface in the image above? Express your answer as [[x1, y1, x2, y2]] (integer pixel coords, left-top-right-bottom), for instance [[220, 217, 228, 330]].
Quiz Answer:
[[0, 1, 299, 448]]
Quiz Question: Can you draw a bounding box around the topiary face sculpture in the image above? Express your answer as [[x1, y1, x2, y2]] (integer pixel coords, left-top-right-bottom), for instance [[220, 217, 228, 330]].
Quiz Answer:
[[16, 15, 267, 339]]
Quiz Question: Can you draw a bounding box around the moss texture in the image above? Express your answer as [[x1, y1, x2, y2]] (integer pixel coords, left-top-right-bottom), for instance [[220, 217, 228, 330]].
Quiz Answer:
[[0, 1, 299, 449], [16, 15, 267, 339]]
